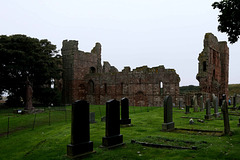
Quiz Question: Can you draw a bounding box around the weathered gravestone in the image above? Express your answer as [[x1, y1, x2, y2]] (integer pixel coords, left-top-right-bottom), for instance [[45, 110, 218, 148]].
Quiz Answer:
[[120, 98, 131, 125], [221, 100, 230, 135], [185, 105, 190, 114], [213, 95, 220, 118], [102, 99, 124, 148], [162, 96, 175, 131], [67, 100, 95, 158], [101, 116, 106, 122], [193, 95, 198, 112], [89, 112, 96, 123], [205, 99, 211, 120], [178, 100, 183, 109], [200, 95, 204, 111]]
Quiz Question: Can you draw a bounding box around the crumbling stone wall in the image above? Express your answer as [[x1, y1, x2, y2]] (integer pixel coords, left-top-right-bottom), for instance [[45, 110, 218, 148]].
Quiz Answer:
[[196, 33, 229, 102], [62, 40, 180, 106]]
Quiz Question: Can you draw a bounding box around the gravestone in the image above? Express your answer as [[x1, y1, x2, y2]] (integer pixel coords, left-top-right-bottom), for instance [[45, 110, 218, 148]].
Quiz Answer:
[[102, 99, 124, 147], [120, 98, 131, 125], [185, 105, 190, 114], [213, 95, 220, 118], [178, 100, 183, 109], [89, 112, 96, 123], [67, 100, 95, 158], [205, 99, 211, 120], [220, 94, 226, 107], [101, 116, 106, 122], [233, 94, 236, 109], [221, 100, 230, 135], [200, 95, 204, 111], [193, 95, 198, 112], [162, 96, 175, 131]]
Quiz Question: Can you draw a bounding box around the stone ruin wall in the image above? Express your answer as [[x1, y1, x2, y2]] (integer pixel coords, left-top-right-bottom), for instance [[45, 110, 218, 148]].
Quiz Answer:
[[61, 40, 180, 106], [196, 33, 229, 104]]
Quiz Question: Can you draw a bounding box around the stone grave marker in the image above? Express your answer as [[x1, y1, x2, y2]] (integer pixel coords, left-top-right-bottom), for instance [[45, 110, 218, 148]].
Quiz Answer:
[[101, 116, 106, 122], [185, 105, 190, 114], [213, 95, 220, 118], [193, 95, 198, 112], [67, 100, 95, 158], [162, 95, 175, 131], [205, 99, 211, 120], [120, 98, 131, 125], [233, 94, 236, 109], [178, 100, 182, 109], [102, 99, 124, 148], [221, 100, 230, 135], [89, 112, 96, 123], [200, 95, 204, 111]]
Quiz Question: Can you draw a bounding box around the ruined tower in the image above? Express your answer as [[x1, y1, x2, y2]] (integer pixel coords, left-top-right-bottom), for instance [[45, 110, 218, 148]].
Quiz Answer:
[[196, 33, 229, 101], [61, 40, 102, 104]]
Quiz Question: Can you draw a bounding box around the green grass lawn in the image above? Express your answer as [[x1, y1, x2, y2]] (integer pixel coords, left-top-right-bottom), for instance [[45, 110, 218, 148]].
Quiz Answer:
[[0, 105, 240, 160]]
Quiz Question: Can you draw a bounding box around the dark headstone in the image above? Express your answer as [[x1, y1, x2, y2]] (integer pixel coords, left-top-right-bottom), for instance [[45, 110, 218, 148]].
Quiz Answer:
[[102, 99, 124, 147], [162, 96, 175, 131], [120, 98, 131, 125], [221, 100, 230, 135], [67, 100, 94, 158], [185, 105, 190, 114], [89, 112, 96, 123], [205, 99, 211, 120], [101, 116, 106, 122], [233, 94, 236, 108]]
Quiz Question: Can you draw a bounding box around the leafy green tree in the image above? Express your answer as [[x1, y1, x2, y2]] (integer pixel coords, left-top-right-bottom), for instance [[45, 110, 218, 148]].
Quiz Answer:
[[0, 34, 62, 107], [212, 0, 240, 43]]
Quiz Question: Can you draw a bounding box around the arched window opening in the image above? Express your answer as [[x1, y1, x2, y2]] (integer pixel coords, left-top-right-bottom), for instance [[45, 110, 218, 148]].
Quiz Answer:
[[159, 81, 163, 95], [90, 67, 96, 73]]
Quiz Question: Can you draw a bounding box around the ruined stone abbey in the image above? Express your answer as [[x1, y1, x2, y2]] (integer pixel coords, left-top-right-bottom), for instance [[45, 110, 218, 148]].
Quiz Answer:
[[61, 40, 180, 106], [61, 33, 229, 106]]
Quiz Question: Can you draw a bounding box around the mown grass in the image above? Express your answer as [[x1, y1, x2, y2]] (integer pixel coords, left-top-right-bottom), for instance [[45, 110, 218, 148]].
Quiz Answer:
[[0, 105, 240, 160]]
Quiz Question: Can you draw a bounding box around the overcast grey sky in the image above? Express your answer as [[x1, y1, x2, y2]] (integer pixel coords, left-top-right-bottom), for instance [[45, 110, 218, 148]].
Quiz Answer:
[[1, 0, 239, 86]]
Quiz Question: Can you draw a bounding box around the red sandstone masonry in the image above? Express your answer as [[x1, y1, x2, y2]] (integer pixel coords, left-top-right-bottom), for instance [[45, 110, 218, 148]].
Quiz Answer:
[[196, 33, 229, 101], [61, 40, 180, 106]]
